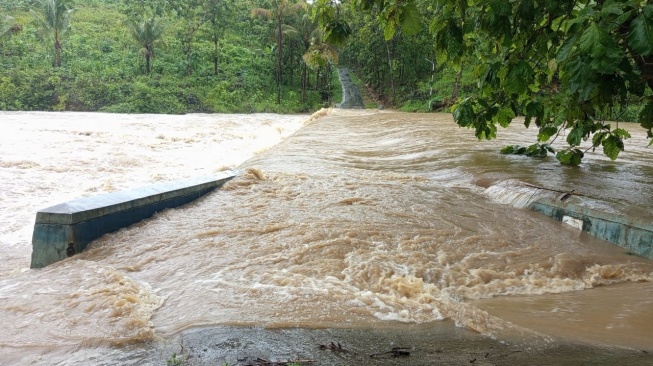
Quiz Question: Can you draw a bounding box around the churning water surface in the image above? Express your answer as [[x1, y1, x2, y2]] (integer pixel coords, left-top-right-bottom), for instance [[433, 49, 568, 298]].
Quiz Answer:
[[0, 109, 652, 364]]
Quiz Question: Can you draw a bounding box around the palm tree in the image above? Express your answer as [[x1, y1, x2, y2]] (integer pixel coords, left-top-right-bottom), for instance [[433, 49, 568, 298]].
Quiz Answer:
[[251, 0, 307, 104], [32, 0, 74, 67], [0, 14, 15, 40], [303, 31, 339, 68], [128, 16, 165, 74], [296, 14, 318, 102], [206, 0, 229, 76], [303, 29, 338, 103], [173, 0, 209, 76]]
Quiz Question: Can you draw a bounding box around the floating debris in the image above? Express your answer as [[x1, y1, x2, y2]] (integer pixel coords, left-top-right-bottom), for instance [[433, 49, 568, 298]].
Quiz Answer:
[[370, 347, 411, 358], [318, 341, 347, 352], [241, 357, 315, 366], [560, 189, 575, 202]]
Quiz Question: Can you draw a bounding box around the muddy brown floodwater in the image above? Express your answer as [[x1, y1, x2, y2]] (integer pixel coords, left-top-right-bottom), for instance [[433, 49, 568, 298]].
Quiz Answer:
[[0, 109, 652, 365]]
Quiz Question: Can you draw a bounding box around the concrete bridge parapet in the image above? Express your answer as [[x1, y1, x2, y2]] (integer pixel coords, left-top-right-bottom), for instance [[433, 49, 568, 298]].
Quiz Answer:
[[30, 171, 236, 268], [529, 197, 653, 259]]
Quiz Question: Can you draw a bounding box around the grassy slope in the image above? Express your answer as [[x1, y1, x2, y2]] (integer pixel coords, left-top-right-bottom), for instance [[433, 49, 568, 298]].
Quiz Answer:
[[0, 0, 333, 113]]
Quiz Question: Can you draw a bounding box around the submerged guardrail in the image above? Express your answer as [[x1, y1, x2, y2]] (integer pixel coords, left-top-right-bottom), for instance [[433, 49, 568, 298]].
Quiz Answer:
[[31, 171, 236, 268]]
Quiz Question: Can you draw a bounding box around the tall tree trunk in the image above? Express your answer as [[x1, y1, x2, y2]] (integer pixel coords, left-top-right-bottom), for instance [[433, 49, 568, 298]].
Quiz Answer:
[[289, 42, 294, 87], [183, 33, 194, 76], [145, 44, 152, 74], [276, 15, 282, 104], [183, 24, 203, 76], [452, 66, 463, 100], [213, 38, 219, 76], [375, 64, 380, 89], [386, 40, 395, 100], [301, 62, 307, 103], [185, 45, 192, 75], [324, 64, 331, 103], [307, 67, 311, 89], [54, 32, 61, 67], [633, 54, 653, 92]]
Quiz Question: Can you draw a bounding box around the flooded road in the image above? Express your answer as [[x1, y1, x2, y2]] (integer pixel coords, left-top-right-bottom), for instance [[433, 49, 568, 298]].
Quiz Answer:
[[0, 110, 652, 364]]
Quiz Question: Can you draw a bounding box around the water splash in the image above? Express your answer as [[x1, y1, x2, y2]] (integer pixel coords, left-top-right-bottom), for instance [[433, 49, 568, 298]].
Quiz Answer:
[[484, 179, 562, 208]]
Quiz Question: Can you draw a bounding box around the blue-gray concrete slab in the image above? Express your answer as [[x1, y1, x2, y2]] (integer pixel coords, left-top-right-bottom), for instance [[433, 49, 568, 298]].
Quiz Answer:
[[31, 171, 236, 268], [529, 197, 653, 259]]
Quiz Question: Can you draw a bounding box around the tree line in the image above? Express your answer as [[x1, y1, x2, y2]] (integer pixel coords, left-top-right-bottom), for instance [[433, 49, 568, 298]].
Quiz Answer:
[[3, 0, 652, 164], [0, 0, 341, 113], [315, 0, 653, 164]]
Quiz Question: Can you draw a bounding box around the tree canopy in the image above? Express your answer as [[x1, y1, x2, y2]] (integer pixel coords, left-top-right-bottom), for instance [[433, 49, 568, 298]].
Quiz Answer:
[[31, 0, 75, 67], [2, 0, 653, 166], [329, 0, 653, 164], [0, 0, 339, 113]]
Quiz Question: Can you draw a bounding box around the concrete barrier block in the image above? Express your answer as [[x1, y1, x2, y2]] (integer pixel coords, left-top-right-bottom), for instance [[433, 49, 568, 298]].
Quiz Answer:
[[31, 223, 74, 268], [30, 172, 236, 268]]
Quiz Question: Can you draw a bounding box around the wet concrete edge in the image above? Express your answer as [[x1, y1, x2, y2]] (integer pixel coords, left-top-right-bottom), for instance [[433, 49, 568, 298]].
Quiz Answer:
[[134, 324, 653, 366], [30, 172, 236, 268]]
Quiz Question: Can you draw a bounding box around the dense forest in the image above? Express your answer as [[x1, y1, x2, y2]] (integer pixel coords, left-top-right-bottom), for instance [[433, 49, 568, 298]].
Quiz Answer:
[[350, 0, 653, 164], [2, 0, 653, 163], [0, 0, 332, 113], [0, 0, 458, 114], [0, 0, 478, 114]]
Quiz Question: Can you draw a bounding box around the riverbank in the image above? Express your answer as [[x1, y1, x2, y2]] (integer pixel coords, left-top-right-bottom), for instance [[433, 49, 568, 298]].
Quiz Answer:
[[142, 324, 652, 365]]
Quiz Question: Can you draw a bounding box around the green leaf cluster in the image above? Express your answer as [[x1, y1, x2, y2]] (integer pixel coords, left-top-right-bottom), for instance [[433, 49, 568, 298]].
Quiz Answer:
[[348, 0, 653, 164], [501, 143, 554, 158]]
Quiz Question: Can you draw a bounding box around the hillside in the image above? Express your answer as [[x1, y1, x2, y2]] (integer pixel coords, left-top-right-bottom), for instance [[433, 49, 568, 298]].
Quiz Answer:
[[0, 0, 338, 113]]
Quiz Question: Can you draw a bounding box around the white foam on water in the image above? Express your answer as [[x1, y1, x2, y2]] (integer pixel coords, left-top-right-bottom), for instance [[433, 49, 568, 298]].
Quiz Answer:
[[0, 111, 310, 277], [1, 110, 653, 363], [484, 179, 560, 208]]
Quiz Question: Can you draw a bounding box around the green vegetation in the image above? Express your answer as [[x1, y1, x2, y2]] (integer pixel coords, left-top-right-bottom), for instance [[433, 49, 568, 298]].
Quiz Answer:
[[311, 0, 653, 164], [251, 0, 307, 105], [3, 0, 653, 164], [166, 352, 184, 366], [31, 0, 74, 68], [0, 0, 337, 113]]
